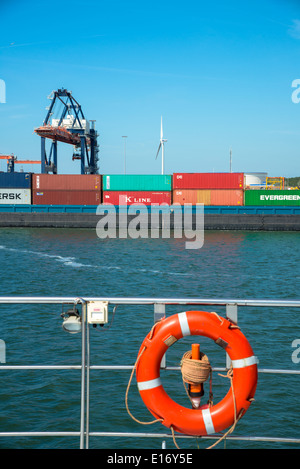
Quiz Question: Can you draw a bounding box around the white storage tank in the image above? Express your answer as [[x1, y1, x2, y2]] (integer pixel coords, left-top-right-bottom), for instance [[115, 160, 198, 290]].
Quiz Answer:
[[245, 172, 268, 188]]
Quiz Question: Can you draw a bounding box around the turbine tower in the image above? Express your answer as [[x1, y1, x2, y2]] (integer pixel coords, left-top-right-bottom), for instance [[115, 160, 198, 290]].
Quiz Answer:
[[155, 116, 167, 175]]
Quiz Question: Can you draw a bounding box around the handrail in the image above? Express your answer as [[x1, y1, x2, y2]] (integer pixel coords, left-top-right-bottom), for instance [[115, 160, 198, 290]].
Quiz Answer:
[[0, 295, 300, 306], [0, 296, 300, 449]]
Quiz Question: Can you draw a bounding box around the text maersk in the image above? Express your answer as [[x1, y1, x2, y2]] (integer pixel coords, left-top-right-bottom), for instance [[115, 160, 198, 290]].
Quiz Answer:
[[260, 194, 300, 201], [0, 189, 31, 205], [0, 193, 22, 200]]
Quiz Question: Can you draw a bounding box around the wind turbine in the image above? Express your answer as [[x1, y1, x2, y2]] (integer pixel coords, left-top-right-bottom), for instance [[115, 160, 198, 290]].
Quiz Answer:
[[155, 116, 167, 175]]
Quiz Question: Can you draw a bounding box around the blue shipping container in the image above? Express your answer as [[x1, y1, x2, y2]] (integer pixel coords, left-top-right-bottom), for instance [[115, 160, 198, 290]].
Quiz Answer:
[[0, 172, 32, 189]]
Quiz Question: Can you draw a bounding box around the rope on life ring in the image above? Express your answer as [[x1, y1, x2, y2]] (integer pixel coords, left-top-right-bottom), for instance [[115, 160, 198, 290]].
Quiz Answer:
[[180, 349, 213, 408]]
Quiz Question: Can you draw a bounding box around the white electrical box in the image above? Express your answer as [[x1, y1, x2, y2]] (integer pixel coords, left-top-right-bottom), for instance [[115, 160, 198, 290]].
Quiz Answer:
[[87, 301, 109, 324]]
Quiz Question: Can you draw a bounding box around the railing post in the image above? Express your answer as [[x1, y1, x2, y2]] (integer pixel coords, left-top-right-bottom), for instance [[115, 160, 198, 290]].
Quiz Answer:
[[154, 303, 166, 368], [86, 305, 90, 450], [226, 304, 238, 369], [79, 300, 87, 449]]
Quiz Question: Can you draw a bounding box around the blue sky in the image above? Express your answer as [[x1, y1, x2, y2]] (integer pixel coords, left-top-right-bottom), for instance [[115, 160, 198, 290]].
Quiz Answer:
[[0, 0, 300, 177]]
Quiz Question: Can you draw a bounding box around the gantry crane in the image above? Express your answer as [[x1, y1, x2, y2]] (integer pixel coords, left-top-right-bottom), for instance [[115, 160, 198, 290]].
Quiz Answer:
[[34, 88, 99, 174], [265, 177, 285, 189], [0, 154, 40, 172]]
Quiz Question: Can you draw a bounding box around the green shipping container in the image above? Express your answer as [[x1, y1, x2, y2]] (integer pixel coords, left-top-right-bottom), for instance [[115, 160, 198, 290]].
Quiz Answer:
[[245, 190, 300, 206], [103, 174, 172, 191]]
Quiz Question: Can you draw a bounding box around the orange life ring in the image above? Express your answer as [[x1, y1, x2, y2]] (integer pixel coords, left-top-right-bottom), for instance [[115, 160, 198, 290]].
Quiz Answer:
[[136, 310, 258, 436]]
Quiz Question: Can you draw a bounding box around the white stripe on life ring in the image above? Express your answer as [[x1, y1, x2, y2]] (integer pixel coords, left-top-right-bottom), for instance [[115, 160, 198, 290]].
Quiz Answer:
[[231, 355, 258, 369], [137, 377, 162, 391], [178, 312, 191, 337], [202, 408, 215, 435]]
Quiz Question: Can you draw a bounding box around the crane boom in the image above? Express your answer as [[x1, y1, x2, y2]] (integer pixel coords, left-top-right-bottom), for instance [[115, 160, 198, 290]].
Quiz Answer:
[[15, 160, 40, 164], [0, 154, 40, 172], [34, 88, 99, 174]]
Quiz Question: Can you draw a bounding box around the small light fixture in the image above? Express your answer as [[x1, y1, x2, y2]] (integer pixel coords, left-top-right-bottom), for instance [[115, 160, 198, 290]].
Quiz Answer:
[[61, 306, 82, 334]]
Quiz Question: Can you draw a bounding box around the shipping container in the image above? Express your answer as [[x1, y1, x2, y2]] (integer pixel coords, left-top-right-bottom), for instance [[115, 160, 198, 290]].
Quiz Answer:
[[0, 172, 32, 189], [0, 188, 31, 204], [173, 173, 244, 189], [32, 174, 101, 191], [102, 191, 171, 205], [172, 190, 211, 205], [102, 175, 172, 191], [245, 190, 300, 206], [32, 190, 101, 205], [210, 189, 244, 205], [173, 189, 243, 205]]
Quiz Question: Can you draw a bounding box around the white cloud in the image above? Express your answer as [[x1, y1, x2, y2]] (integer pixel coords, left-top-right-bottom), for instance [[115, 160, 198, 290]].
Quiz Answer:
[[288, 19, 300, 39]]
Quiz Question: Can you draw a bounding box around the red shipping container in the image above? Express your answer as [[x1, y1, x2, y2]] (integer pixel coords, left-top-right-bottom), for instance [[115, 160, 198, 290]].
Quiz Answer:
[[33, 174, 101, 191], [173, 173, 244, 189], [102, 191, 171, 205], [32, 190, 101, 205], [210, 189, 244, 205]]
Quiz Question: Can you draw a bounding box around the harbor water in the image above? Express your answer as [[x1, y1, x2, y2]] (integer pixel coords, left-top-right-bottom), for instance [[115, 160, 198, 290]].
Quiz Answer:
[[0, 227, 299, 449]]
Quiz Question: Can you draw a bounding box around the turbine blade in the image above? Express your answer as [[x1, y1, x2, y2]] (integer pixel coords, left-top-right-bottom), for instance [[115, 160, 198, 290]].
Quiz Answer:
[[155, 142, 161, 159]]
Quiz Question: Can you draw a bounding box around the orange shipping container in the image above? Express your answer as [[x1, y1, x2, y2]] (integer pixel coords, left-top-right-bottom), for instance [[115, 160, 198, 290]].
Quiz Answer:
[[210, 189, 244, 205], [173, 189, 244, 205], [172, 190, 211, 205]]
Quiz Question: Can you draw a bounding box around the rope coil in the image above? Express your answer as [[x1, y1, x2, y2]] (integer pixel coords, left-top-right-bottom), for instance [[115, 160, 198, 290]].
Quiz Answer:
[[180, 350, 211, 385]]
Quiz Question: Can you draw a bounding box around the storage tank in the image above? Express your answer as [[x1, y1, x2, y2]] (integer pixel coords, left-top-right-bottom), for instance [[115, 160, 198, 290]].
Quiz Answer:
[[244, 173, 267, 188]]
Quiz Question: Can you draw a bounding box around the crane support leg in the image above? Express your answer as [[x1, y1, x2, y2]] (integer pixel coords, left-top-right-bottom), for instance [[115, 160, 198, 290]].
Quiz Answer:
[[41, 137, 46, 174], [80, 136, 85, 175], [53, 141, 57, 174]]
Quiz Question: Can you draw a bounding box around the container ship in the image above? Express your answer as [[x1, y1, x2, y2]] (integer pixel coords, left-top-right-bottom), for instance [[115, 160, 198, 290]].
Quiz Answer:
[[0, 171, 299, 230], [1, 88, 298, 229]]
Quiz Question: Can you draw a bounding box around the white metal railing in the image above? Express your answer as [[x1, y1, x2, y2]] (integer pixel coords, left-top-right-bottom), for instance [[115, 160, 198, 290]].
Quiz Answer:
[[0, 296, 300, 449]]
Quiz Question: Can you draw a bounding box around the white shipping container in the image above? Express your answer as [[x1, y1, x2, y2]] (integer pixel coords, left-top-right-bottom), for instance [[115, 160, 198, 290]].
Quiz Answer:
[[0, 189, 31, 204]]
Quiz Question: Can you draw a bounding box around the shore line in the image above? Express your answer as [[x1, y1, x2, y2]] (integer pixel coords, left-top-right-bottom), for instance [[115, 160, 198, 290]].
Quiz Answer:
[[0, 211, 299, 231]]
